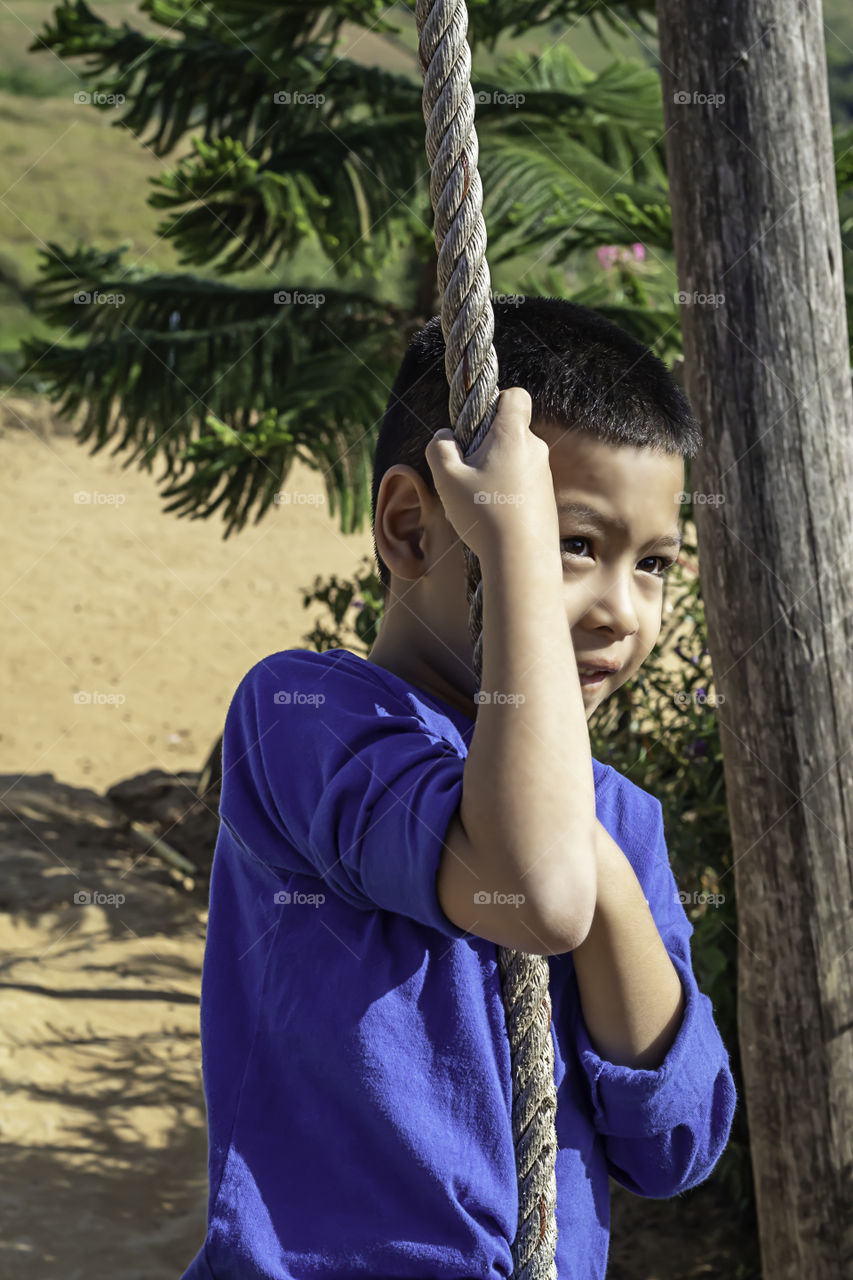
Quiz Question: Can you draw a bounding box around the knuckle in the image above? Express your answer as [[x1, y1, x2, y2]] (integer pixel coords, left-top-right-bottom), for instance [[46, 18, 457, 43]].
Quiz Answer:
[[497, 386, 532, 426]]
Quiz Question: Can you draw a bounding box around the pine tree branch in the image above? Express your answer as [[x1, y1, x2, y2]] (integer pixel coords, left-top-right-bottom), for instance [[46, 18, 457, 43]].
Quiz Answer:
[[30, 2, 420, 158], [397, 0, 656, 49], [147, 115, 430, 275], [17, 2, 695, 545], [21, 245, 408, 534], [135, 43, 668, 277]]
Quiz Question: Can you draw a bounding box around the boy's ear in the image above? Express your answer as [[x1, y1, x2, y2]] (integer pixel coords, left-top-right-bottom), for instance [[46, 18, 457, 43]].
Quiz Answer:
[[373, 467, 432, 585]]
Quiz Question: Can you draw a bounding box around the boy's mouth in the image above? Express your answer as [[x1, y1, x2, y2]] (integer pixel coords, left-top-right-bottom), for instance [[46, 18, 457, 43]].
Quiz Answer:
[[576, 659, 622, 688], [578, 669, 610, 688]]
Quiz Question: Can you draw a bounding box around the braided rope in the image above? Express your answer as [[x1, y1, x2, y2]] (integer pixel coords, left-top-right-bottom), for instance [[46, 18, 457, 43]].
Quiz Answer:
[[414, 4, 559, 1276]]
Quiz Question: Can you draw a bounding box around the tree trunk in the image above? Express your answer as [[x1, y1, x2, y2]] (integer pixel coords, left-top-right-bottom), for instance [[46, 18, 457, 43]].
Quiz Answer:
[[654, 3, 853, 1276]]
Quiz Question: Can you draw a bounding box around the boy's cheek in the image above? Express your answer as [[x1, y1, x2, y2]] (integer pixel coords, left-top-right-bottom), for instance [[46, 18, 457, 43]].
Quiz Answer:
[[608, 666, 634, 697]]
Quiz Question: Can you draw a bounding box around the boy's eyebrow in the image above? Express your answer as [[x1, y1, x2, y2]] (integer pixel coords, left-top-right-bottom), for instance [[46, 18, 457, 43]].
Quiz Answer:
[[556, 499, 684, 550]]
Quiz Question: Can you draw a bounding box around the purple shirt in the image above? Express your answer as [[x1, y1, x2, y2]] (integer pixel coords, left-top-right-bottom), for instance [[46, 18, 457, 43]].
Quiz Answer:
[[180, 646, 736, 1279]]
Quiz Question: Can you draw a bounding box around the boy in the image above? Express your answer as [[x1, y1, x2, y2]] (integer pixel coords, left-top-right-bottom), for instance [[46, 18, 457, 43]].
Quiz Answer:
[[180, 297, 736, 1280]]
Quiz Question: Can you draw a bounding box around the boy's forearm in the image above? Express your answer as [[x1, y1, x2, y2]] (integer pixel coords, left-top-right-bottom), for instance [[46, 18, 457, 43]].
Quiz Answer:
[[459, 534, 598, 944], [571, 819, 686, 1069]]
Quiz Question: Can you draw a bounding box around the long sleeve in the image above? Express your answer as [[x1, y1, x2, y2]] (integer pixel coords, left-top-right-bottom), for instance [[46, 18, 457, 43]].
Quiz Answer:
[[189, 647, 528, 1280], [219, 649, 471, 940], [571, 793, 737, 1198]]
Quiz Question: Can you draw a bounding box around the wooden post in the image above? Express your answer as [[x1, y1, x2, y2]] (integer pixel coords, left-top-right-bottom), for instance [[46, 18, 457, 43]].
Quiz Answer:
[[654, 3, 853, 1275]]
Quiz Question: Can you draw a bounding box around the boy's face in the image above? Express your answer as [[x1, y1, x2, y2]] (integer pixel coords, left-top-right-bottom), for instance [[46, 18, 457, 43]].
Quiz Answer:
[[369, 421, 686, 724]]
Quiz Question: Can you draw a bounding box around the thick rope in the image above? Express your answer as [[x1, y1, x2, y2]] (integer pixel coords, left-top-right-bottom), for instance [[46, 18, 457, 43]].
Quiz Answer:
[[414, 4, 559, 1277]]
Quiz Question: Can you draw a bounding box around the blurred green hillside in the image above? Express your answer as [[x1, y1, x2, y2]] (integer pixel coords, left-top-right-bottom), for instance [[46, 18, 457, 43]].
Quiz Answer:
[[0, 0, 851, 384]]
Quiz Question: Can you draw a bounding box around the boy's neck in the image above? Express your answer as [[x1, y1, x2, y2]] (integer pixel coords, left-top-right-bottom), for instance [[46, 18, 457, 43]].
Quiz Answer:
[[366, 614, 477, 723]]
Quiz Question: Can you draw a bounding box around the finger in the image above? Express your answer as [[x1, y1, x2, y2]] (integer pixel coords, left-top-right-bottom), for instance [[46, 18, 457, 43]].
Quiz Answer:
[[493, 386, 532, 433], [426, 428, 461, 459]]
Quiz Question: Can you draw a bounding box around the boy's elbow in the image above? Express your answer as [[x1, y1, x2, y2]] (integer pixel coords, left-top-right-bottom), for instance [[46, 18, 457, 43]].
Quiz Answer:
[[439, 814, 597, 956], [537, 866, 597, 953]]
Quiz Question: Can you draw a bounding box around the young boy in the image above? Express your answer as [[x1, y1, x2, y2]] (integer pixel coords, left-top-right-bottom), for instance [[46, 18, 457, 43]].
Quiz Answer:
[[180, 297, 736, 1280]]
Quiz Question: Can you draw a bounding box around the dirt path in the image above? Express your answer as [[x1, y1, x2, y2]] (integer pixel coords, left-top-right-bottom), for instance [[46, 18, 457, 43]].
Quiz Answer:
[[0, 773, 208, 1279], [0, 396, 375, 793], [0, 400, 373, 1277]]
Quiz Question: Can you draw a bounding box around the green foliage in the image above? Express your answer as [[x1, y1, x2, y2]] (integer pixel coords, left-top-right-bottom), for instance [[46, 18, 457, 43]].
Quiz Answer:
[[834, 125, 853, 195], [18, 244, 407, 533], [21, 1, 853, 529], [484, 43, 669, 187], [298, 555, 384, 653], [423, 0, 657, 48], [147, 136, 339, 274], [297, 525, 755, 1220], [478, 121, 670, 264], [21, 5, 690, 537], [825, 8, 853, 127]]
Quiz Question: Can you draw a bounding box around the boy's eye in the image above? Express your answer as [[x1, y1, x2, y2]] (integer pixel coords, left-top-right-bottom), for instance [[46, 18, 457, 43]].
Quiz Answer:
[[560, 536, 676, 578], [560, 537, 591, 557]]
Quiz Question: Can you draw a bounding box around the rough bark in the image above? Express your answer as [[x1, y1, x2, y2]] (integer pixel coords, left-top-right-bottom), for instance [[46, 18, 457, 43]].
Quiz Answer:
[[654, 3, 853, 1276]]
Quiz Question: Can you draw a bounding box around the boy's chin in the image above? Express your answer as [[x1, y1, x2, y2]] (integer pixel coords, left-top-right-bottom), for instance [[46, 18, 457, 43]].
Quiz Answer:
[[581, 682, 610, 714]]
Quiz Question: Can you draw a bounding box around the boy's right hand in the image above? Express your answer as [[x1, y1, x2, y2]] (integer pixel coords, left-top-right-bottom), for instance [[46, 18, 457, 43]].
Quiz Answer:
[[424, 387, 561, 565]]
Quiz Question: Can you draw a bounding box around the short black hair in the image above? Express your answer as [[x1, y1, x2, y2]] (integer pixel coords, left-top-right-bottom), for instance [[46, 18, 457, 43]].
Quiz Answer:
[[371, 295, 701, 594]]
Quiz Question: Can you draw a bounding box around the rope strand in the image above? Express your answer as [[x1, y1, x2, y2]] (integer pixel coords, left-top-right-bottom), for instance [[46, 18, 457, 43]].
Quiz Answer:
[[415, 3, 559, 1275]]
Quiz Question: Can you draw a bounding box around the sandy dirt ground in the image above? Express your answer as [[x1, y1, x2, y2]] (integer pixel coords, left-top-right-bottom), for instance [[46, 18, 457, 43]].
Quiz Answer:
[[0, 772, 209, 1279], [0, 399, 754, 1280], [0, 396, 376, 793], [0, 398, 375, 1278]]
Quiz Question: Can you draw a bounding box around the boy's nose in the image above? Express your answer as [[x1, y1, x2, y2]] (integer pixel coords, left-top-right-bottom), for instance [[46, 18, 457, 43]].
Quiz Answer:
[[571, 580, 641, 638]]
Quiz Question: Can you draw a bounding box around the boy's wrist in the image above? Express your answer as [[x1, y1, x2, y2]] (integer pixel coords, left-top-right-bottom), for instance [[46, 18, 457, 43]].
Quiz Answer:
[[477, 526, 565, 585]]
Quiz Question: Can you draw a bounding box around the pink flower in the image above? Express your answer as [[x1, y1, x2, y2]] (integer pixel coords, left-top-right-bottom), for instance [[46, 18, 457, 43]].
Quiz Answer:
[[596, 243, 646, 271]]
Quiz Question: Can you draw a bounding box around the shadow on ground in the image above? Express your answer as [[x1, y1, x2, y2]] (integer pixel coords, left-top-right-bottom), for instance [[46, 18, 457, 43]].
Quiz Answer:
[[0, 772, 210, 1279], [0, 772, 760, 1279]]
